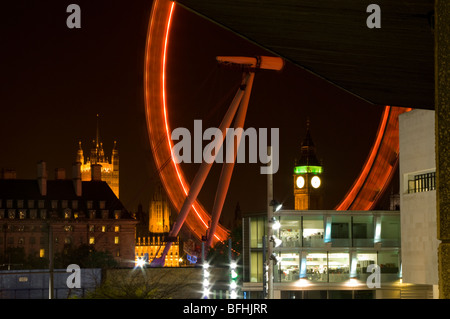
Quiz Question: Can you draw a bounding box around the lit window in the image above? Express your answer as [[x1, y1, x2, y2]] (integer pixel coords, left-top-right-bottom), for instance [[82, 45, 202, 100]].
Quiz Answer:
[[19, 210, 26, 219], [114, 226, 120, 232], [102, 226, 106, 232], [89, 225, 95, 232], [408, 171, 436, 193], [114, 236, 119, 244], [40, 249, 45, 258], [89, 237, 95, 245]]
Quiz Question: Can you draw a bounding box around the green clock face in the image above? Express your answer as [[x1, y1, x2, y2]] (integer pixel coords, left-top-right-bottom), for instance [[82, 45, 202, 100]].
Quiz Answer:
[[311, 176, 321, 188], [296, 176, 305, 188]]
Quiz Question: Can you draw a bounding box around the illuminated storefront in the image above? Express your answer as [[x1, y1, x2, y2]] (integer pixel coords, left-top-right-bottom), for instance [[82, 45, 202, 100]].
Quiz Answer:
[[241, 210, 420, 299]]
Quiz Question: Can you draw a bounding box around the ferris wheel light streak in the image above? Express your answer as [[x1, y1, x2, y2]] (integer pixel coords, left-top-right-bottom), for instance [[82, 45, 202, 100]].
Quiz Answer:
[[144, 0, 410, 266], [145, 0, 226, 251]]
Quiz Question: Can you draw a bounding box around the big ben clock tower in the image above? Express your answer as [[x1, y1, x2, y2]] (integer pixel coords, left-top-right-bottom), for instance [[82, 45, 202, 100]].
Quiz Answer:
[[294, 120, 323, 210]]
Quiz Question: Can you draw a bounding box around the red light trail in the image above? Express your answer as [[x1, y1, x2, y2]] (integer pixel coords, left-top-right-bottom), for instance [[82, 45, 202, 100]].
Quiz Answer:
[[144, 0, 410, 249]]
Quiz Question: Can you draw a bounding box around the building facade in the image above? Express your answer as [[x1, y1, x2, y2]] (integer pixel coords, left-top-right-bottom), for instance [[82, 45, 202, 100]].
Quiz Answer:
[[0, 161, 136, 268], [76, 115, 119, 198], [242, 210, 433, 299], [135, 184, 180, 267], [399, 109, 439, 298]]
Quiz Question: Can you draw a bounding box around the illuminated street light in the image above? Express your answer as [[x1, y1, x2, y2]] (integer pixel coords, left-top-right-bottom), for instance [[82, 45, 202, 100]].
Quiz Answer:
[[202, 261, 210, 299], [135, 258, 146, 268], [270, 217, 281, 230], [270, 235, 283, 248], [229, 260, 239, 299], [270, 199, 283, 212]]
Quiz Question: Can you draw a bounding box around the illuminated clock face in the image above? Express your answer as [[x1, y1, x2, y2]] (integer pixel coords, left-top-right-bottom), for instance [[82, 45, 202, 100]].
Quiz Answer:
[[296, 176, 305, 188], [311, 176, 321, 188]]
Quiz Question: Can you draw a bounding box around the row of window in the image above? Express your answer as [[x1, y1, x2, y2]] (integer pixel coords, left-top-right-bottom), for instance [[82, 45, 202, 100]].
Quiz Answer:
[[249, 250, 400, 284], [0, 199, 107, 210], [250, 214, 400, 249], [0, 224, 120, 233], [0, 209, 122, 220], [0, 235, 120, 246]]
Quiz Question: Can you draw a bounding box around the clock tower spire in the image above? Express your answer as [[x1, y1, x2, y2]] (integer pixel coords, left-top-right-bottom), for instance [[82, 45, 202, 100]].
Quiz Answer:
[[293, 119, 323, 210]]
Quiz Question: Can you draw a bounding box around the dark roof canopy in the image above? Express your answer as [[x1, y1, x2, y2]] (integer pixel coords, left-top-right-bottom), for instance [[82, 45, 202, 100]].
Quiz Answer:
[[0, 179, 130, 218], [177, 0, 435, 109]]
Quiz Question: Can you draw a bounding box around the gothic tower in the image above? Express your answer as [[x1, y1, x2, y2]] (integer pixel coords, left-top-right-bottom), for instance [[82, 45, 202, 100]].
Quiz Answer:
[[148, 183, 171, 233], [135, 184, 180, 267], [293, 120, 323, 210], [76, 114, 120, 198]]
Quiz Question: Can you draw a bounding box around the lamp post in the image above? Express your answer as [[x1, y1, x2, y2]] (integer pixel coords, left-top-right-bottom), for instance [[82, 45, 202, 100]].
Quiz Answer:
[[266, 146, 283, 299]]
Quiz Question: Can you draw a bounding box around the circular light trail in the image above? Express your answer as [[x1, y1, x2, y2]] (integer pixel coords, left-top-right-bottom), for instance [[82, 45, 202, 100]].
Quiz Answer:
[[144, 0, 227, 243], [144, 0, 411, 245]]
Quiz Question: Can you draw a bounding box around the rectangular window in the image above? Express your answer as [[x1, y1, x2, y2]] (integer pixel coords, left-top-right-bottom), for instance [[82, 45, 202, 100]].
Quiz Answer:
[[250, 251, 264, 282], [250, 217, 266, 248], [352, 216, 374, 247], [276, 252, 299, 282], [378, 250, 400, 283], [331, 216, 351, 247], [279, 216, 301, 248], [114, 236, 119, 244], [306, 253, 327, 282], [355, 253, 377, 282], [30, 209, 37, 219], [380, 215, 400, 247], [302, 216, 324, 247], [408, 171, 436, 193], [328, 253, 350, 283], [39, 249, 45, 258], [101, 226, 106, 232], [89, 237, 95, 245], [114, 226, 120, 232]]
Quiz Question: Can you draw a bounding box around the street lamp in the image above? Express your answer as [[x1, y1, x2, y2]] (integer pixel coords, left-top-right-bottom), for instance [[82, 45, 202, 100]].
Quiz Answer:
[[202, 262, 210, 299]]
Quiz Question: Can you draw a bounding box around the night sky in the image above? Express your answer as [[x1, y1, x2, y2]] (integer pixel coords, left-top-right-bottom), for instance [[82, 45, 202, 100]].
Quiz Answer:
[[2, 1, 386, 230]]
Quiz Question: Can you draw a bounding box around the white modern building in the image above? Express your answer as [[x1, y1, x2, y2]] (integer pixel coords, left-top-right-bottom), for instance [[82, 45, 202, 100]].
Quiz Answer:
[[399, 109, 440, 298]]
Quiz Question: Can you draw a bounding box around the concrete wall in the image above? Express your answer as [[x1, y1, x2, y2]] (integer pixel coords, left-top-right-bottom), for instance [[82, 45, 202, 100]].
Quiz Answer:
[[399, 109, 440, 288], [0, 268, 101, 299]]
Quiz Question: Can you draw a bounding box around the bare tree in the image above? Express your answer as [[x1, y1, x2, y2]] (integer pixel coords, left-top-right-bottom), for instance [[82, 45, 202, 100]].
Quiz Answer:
[[84, 268, 201, 299]]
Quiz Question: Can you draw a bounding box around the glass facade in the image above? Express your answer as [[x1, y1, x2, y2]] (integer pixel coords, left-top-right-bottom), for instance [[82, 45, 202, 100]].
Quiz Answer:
[[245, 211, 401, 295], [250, 216, 266, 248], [302, 215, 324, 247], [352, 215, 374, 247]]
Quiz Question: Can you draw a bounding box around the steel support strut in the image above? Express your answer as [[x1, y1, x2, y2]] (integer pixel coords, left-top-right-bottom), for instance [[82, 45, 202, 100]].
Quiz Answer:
[[151, 56, 283, 267]]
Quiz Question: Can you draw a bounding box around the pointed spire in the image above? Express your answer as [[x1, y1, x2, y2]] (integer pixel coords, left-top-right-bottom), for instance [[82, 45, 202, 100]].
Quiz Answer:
[[96, 114, 100, 149], [297, 118, 321, 167]]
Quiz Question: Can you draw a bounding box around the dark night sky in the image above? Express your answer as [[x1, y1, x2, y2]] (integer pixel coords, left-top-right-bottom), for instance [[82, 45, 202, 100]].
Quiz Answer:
[[1, 1, 385, 230]]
